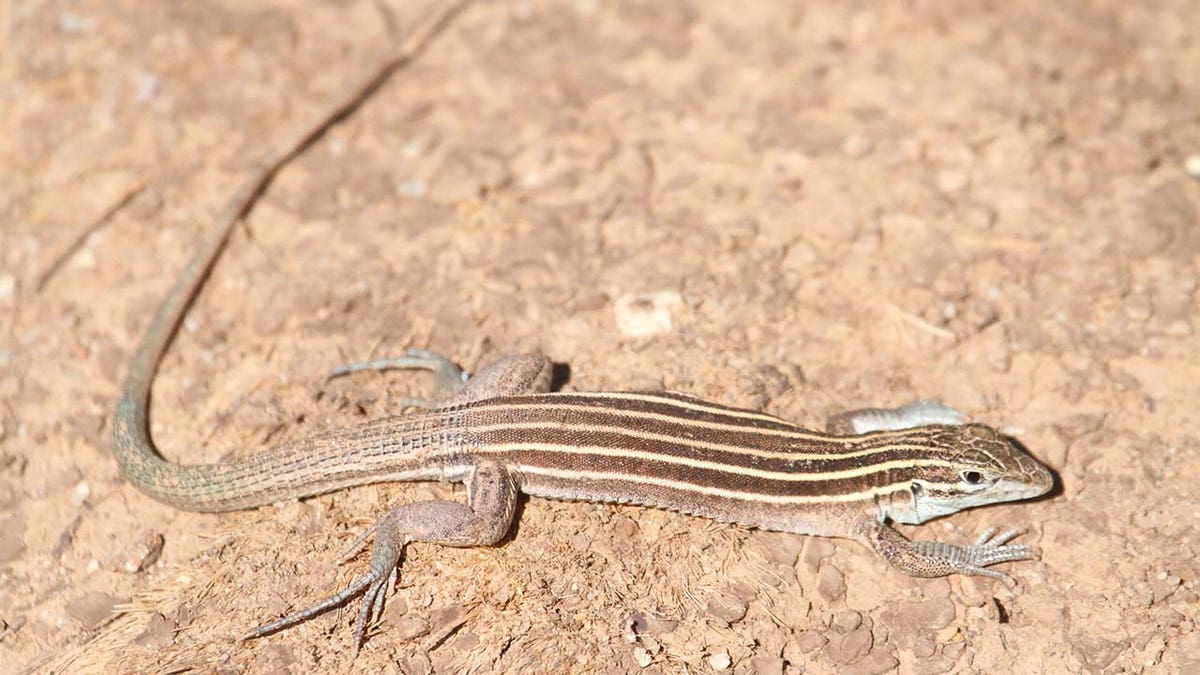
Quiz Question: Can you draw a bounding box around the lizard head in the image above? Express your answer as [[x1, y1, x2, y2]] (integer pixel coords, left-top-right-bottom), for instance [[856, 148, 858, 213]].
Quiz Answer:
[[887, 423, 1054, 525]]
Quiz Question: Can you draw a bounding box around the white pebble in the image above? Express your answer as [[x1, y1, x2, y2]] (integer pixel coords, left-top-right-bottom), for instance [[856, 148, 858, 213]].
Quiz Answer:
[[708, 651, 732, 671], [613, 291, 683, 338], [70, 481, 91, 506], [0, 273, 15, 305], [397, 177, 427, 198], [1185, 154, 1200, 179]]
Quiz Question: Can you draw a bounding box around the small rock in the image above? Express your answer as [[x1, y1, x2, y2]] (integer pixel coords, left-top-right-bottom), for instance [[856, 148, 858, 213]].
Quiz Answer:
[[790, 629, 828, 654], [749, 656, 784, 675], [1132, 580, 1155, 608], [872, 622, 889, 646], [1152, 573, 1182, 604], [65, 591, 125, 630], [1175, 587, 1199, 605], [633, 646, 653, 668], [1185, 154, 1200, 179], [707, 651, 732, 671], [133, 612, 174, 648], [924, 641, 967, 674], [841, 649, 899, 675], [69, 481, 91, 506], [391, 616, 430, 641], [626, 609, 678, 636], [705, 593, 748, 624], [613, 291, 683, 338], [729, 583, 758, 603], [569, 531, 593, 551], [449, 631, 480, 652], [895, 597, 956, 630], [827, 626, 873, 663], [831, 610, 862, 632], [428, 605, 468, 638], [757, 532, 803, 567], [174, 603, 195, 630], [802, 538, 837, 572], [610, 516, 639, 549], [911, 634, 937, 658], [817, 566, 846, 602]]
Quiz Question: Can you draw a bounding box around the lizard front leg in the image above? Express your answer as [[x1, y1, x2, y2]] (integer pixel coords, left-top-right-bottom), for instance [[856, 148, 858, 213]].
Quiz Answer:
[[825, 399, 966, 435], [827, 401, 1044, 583], [245, 458, 520, 652], [859, 519, 1038, 583]]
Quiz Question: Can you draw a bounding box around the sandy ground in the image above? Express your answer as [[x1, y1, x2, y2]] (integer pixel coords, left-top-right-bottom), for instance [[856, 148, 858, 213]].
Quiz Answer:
[[2, 1, 1198, 673]]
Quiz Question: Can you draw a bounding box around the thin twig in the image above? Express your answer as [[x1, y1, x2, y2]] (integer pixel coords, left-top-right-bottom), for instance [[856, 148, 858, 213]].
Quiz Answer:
[[218, 0, 476, 232], [36, 180, 147, 292], [888, 302, 957, 341]]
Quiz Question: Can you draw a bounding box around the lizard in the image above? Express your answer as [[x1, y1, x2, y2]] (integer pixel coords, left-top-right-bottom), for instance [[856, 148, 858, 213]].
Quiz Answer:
[[111, 214, 1054, 651]]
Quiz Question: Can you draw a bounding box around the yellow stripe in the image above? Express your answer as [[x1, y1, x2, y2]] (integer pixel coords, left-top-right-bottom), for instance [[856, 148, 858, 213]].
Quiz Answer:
[[483, 442, 958, 481], [520, 465, 959, 504], [465, 420, 935, 462], [463, 398, 921, 444], [567, 391, 803, 425]]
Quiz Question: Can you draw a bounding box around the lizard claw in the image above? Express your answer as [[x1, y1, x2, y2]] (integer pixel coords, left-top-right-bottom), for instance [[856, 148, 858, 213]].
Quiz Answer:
[[244, 518, 408, 653]]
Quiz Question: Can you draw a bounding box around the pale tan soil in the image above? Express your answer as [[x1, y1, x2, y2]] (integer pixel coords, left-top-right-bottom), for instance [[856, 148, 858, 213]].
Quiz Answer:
[[1, 1, 1198, 673]]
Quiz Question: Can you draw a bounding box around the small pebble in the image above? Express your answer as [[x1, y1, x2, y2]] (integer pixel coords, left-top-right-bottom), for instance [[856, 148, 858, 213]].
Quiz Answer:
[[705, 593, 748, 624], [69, 481, 91, 506], [613, 291, 683, 338], [707, 651, 732, 671], [65, 591, 124, 630], [397, 177, 427, 198], [817, 565, 846, 601], [750, 656, 784, 675], [0, 273, 14, 304], [1185, 154, 1200, 179]]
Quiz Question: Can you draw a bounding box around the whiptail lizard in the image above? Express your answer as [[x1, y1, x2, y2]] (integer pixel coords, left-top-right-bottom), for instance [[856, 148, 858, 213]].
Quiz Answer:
[[112, 214, 1054, 650]]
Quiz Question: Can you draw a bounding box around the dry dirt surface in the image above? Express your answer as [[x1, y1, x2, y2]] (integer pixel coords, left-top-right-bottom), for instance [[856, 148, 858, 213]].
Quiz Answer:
[[2, 1, 1198, 673]]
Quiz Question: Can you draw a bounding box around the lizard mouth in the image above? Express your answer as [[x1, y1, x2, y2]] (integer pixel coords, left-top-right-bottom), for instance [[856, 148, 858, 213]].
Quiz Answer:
[[995, 470, 1054, 502]]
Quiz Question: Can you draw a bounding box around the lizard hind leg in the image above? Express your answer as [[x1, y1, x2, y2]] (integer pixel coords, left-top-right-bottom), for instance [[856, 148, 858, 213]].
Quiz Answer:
[[329, 349, 552, 406], [243, 459, 520, 653], [447, 353, 553, 404], [329, 348, 469, 405]]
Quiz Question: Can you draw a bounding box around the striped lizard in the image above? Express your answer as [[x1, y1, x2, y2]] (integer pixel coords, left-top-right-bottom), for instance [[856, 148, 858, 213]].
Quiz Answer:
[[112, 217, 1054, 650]]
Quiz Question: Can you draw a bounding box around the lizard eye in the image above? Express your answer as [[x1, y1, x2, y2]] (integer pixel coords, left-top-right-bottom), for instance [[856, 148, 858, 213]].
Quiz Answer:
[[961, 470, 985, 485], [910, 481, 924, 496]]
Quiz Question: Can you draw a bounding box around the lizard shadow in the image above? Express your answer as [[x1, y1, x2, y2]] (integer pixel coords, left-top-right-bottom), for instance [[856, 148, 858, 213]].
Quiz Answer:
[[549, 360, 572, 393]]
